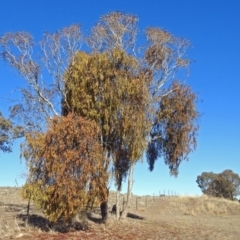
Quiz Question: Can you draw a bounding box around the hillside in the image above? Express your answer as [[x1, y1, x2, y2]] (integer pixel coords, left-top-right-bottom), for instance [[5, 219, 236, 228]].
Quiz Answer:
[[0, 187, 240, 239]]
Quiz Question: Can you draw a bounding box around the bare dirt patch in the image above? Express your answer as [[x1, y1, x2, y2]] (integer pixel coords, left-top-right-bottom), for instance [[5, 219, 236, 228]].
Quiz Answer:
[[0, 187, 240, 239]]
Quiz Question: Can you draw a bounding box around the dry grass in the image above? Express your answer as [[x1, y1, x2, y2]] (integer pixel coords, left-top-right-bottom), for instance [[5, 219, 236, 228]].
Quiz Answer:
[[169, 194, 239, 216], [0, 187, 240, 239]]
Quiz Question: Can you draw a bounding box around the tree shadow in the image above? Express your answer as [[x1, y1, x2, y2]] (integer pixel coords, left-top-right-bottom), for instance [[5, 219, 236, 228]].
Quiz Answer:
[[17, 213, 89, 233], [86, 211, 102, 224], [127, 212, 146, 220], [15, 210, 145, 233]]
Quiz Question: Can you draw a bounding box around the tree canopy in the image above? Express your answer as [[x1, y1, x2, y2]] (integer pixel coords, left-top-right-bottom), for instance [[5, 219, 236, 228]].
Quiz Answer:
[[63, 48, 151, 190], [21, 113, 109, 223], [0, 12, 200, 222], [147, 81, 199, 176], [196, 170, 240, 200], [0, 111, 23, 153]]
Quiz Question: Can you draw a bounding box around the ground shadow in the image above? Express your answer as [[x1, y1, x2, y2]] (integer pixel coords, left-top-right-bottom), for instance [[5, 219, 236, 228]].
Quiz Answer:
[[17, 213, 89, 233], [86, 211, 146, 222], [86, 211, 102, 224], [127, 212, 146, 220], [15, 210, 145, 233]]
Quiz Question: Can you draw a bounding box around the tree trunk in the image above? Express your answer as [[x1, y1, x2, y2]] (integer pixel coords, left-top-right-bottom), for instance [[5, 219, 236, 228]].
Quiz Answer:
[[25, 192, 31, 225], [116, 190, 120, 220], [100, 201, 108, 224], [120, 162, 134, 220], [26, 193, 31, 217]]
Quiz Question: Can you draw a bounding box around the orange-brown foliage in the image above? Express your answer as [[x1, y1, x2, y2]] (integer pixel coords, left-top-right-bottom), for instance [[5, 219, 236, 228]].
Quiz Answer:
[[147, 81, 199, 176], [21, 113, 109, 223]]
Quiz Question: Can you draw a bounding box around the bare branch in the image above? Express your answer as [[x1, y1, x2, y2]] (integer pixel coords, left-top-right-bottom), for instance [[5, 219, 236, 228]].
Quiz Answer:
[[87, 12, 139, 54], [0, 32, 59, 121], [144, 27, 191, 101], [0, 26, 83, 131]]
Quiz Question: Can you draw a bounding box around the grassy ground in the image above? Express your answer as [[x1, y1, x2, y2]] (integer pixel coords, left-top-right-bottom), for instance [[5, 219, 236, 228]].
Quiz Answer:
[[0, 187, 240, 239]]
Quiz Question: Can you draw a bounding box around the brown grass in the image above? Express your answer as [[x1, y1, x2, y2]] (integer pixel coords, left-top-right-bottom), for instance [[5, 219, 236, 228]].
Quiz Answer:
[[169, 194, 239, 216], [0, 187, 240, 239]]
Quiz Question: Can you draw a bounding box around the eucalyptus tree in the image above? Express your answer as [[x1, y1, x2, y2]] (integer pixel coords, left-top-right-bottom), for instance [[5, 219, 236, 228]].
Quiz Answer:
[[0, 12, 200, 221], [85, 12, 199, 219], [62, 48, 151, 219], [0, 111, 14, 153], [147, 81, 199, 176], [21, 113, 108, 223], [196, 172, 218, 195], [197, 170, 240, 200], [0, 111, 23, 153], [0, 25, 83, 131]]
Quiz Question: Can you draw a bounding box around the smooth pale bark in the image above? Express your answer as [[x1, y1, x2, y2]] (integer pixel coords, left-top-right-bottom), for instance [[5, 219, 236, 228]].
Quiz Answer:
[[116, 190, 120, 220], [120, 163, 134, 219]]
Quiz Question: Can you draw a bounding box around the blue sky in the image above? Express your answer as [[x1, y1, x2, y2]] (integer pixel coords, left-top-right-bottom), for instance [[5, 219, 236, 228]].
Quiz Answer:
[[0, 0, 239, 196]]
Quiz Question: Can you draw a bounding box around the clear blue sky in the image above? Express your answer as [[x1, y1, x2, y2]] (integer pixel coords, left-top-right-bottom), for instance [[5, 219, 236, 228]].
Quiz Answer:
[[0, 0, 239, 196]]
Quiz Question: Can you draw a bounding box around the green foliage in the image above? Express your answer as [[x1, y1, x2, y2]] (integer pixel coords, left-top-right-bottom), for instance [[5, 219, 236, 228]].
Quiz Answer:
[[196, 170, 240, 200], [21, 114, 109, 223], [196, 172, 218, 195], [0, 111, 23, 153], [0, 112, 13, 153]]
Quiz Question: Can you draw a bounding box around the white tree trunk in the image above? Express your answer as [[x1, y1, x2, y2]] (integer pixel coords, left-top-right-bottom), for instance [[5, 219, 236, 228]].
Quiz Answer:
[[120, 162, 134, 219], [116, 190, 120, 220]]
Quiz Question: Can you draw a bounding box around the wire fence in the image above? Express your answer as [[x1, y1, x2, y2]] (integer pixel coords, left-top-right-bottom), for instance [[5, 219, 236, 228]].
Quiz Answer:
[[108, 190, 179, 212]]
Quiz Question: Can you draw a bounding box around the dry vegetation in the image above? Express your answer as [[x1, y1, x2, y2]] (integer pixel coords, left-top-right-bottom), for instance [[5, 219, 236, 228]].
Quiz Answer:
[[0, 187, 240, 239]]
